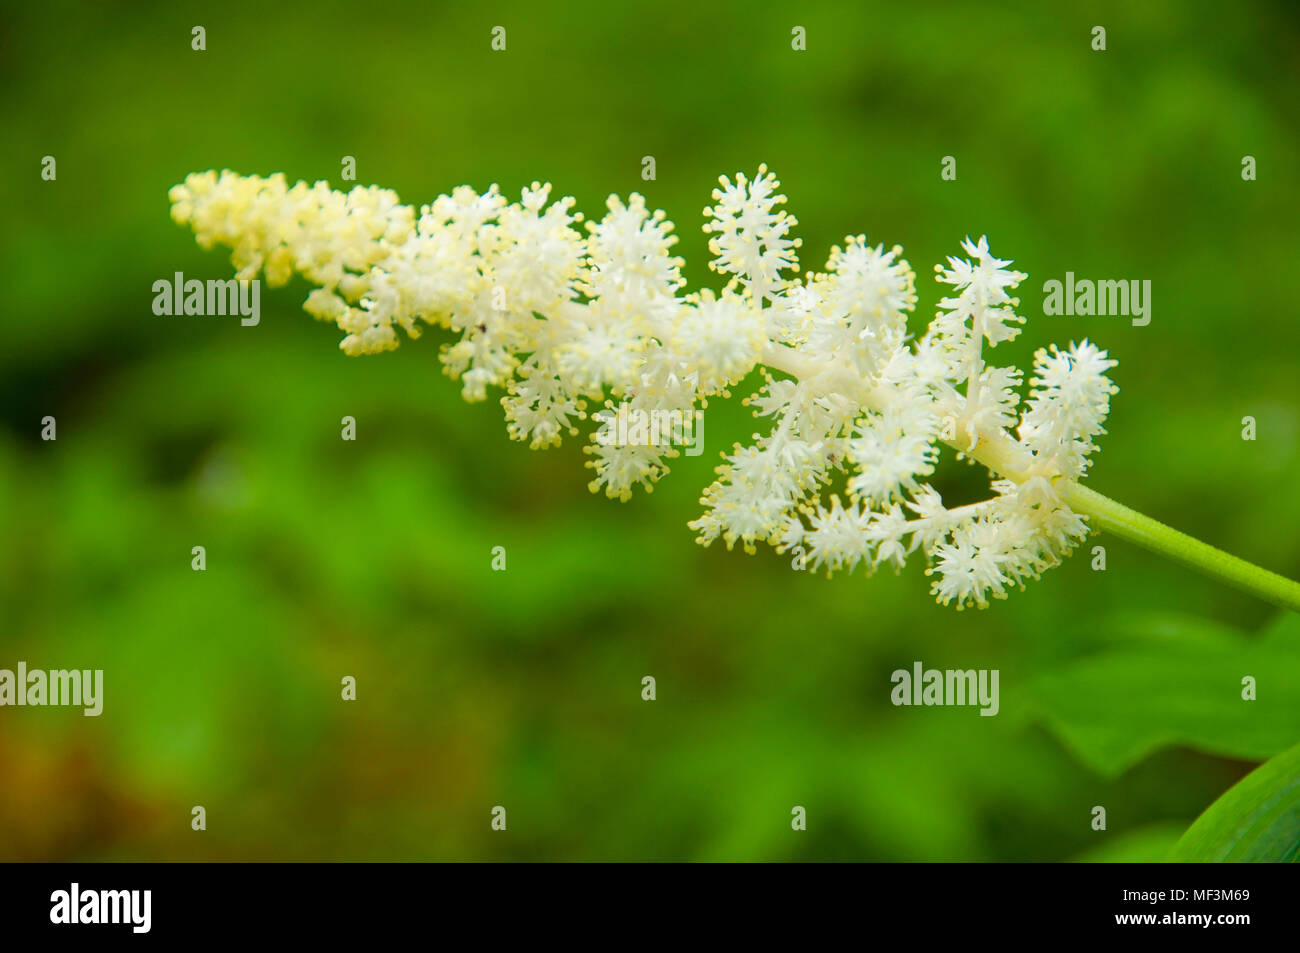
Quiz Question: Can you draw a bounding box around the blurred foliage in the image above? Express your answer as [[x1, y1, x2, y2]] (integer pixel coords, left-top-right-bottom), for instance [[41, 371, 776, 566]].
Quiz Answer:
[[0, 0, 1298, 860], [1018, 612, 1300, 775]]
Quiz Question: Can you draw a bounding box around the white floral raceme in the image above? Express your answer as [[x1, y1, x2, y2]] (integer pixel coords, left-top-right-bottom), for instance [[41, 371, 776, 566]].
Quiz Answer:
[[170, 165, 1119, 609]]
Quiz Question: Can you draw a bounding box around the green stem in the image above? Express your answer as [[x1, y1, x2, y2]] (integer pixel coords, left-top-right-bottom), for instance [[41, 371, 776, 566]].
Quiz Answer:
[[1059, 482, 1300, 613]]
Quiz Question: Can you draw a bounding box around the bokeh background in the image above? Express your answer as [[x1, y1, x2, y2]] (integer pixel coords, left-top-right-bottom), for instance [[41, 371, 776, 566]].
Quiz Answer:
[[2, 0, 1299, 861]]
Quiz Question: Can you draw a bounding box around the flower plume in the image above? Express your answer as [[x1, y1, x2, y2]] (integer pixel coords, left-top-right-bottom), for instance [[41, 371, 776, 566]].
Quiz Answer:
[[170, 167, 1120, 609]]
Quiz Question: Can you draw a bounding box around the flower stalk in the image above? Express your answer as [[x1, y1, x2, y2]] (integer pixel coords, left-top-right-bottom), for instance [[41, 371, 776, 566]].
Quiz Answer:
[[1057, 482, 1300, 613]]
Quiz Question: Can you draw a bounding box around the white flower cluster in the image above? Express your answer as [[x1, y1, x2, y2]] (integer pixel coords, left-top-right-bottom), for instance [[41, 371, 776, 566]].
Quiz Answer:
[[171, 166, 1119, 609]]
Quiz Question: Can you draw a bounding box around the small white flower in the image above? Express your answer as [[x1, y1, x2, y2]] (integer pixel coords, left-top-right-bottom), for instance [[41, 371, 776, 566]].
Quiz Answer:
[[702, 164, 801, 302], [803, 496, 874, 576], [1018, 340, 1119, 478]]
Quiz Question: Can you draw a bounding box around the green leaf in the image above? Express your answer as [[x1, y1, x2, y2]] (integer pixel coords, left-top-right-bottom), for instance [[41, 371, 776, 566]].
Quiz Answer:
[[1015, 611, 1300, 776], [1170, 740, 1300, 862]]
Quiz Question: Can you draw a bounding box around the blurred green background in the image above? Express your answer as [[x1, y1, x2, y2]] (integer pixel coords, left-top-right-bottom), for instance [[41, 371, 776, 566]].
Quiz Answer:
[[2, 0, 1299, 861]]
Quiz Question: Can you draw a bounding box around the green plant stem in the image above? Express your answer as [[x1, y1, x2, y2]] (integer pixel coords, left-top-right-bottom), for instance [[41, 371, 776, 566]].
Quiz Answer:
[[1059, 481, 1300, 613]]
